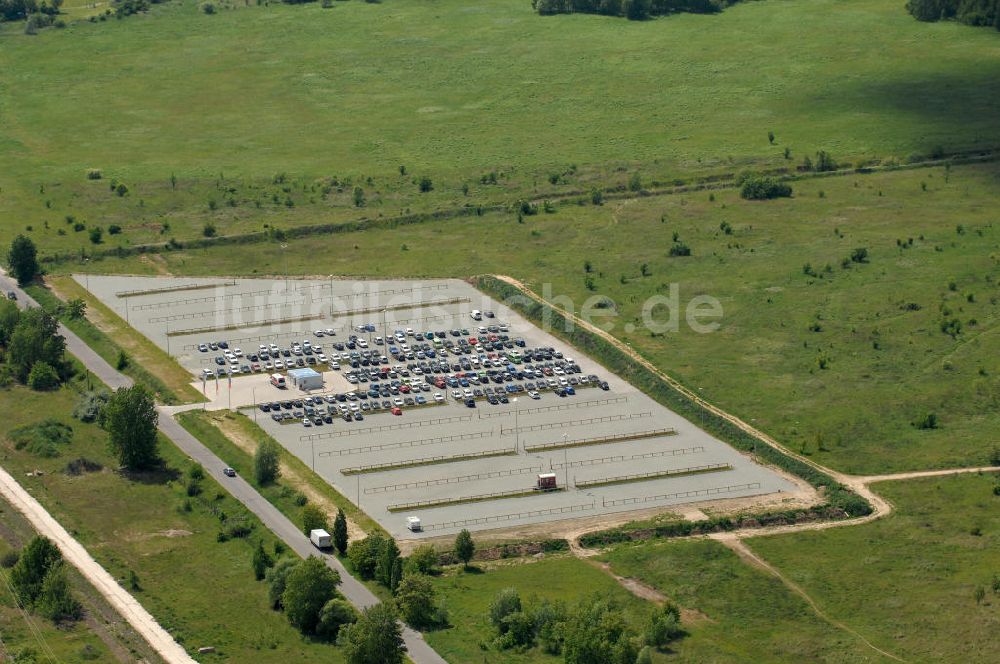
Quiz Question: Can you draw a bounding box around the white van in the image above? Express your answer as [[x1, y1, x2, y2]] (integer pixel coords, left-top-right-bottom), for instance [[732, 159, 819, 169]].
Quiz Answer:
[[406, 516, 422, 532], [269, 373, 286, 388], [470, 310, 482, 321]]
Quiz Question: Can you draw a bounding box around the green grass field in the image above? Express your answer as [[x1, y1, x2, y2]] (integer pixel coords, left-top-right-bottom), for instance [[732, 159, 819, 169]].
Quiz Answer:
[[749, 473, 1000, 663], [75, 162, 1000, 475], [2, 0, 999, 254], [0, 383, 346, 662], [426, 555, 658, 663], [599, 539, 884, 663]]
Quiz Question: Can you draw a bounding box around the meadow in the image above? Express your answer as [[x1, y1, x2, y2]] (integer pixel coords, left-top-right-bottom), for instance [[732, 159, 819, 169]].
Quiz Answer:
[[73, 162, 1000, 475], [2, 0, 1000, 254], [0, 383, 347, 662]]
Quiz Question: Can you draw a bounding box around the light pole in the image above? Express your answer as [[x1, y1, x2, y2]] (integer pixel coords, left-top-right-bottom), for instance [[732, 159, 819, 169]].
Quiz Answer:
[[512, 397, 519, 454], [252, 386, 258, 423], [562, 434, 569, 489], [281, 243, 289, 294], [328, 274, 335, 319]]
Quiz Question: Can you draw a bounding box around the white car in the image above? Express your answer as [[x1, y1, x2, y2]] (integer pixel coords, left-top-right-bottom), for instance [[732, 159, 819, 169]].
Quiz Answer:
[[330, 362, 340, 370], [317, 354, 327, 363], [463, 388, 473, 398], [274, 360, 284, 370], [434, 392, 444, 402], [269, 343, 279, 353], [451, 390, 462, 400], [405, 328, 415, 336], [325, 328, 335, 336], [264, 361, 274, 371], [314, 330, 325, 337], [528, 390, 540, 400], [233, 347, 243, 357]]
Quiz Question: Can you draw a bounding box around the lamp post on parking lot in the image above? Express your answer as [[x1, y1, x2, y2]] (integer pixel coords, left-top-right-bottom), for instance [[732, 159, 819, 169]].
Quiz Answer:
[[281, 243, 289, 294], [252, 386, 258, 423], [562, 434, 569, 489], [512, 397, 519, 454]]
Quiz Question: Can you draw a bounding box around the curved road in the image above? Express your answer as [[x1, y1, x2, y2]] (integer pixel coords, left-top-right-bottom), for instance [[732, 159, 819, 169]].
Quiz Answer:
[[0, 271, 445, 664]]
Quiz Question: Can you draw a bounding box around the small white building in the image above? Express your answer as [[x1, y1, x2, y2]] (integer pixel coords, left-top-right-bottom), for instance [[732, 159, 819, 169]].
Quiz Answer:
[[287, 367, 323, 391]]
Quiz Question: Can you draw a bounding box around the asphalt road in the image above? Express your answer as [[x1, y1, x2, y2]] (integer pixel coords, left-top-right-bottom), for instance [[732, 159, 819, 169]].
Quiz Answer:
[[0, 272, 445, 664]]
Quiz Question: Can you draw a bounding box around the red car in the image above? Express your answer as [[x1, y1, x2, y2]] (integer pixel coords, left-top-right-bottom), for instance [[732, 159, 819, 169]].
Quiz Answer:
[[400, 384, 411, 393], [391, 407, 402, 416]]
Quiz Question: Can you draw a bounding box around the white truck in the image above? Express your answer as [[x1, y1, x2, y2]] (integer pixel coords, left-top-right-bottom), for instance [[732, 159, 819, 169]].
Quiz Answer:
[[406, 516, 422, 532], [309, 529, 332, 550]]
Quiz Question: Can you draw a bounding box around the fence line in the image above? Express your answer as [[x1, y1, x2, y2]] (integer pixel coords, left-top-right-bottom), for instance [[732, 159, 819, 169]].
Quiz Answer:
[[421, 502, 596, 531], [301, 414, 474, 441], [114, 281, 235, 298], [318, 431, 492, 457], [149, 299, 312, 323], [387, 486, 559, 512], [340, 447, 516, 475], [549, 447, 702, 470], [602, 482, 763, 508], [167, 314, 323, 337], [574, 463, 732, 489], [131, 286, 287, 310], [523, 427, 676, 452], [336, 297, 469, 318], [295, 282, 449, 296], [477, 396, 627, 420], [182, 329, 313, 350], [503, 412, 652, 436], [366, 465, 542, 494]]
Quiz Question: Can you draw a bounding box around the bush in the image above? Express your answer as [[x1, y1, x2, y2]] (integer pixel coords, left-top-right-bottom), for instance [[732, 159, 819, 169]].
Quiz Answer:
[[266, 558, 299, 610], [301, 504, 327, 536], [317, 598, 356, 640], [254, 438, 281, 485], [35, 563, 82, 623], [107, 224, 122, 235], [283, 557, 341, 634], [202, 222, 217, 238], [86, 169, 102, 180], [1, 551, 19, 569], [9, 419, 72, 458], [669, 242, 691, 257], [88, 227, 103, 244], [27, 362, 60, 391], [202, 1, 216, 13], [418, 176, 433, 192], [739, 173, 792, 200], [347, 532, 385, 580], [490, 587, 522, 633], [405, 544, 439, 576], [394, 573, 443, 629]]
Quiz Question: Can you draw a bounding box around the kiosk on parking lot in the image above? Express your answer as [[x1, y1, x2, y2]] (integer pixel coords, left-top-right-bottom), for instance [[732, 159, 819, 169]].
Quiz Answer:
[[287, 367, 323, 391]]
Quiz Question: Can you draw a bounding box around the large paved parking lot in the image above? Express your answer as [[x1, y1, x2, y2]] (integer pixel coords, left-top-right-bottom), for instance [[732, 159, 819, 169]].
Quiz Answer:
[[78, 275, 795, 539]]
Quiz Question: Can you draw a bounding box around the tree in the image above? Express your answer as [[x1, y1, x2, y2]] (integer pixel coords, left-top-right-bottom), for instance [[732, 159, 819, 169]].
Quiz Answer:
[[266, 558, 299, 610], [317, 598, 357, 641], [347, 532, 385, 580], [35, 562, 81, 622], [283, 556, 341, 634], [65, 298, 86, 319], [104, 385, 159, 470], [7, 235, 39, 285], [390, 557, 403, 594], [27, 362, 60, 391], [623, 0, 650, 20], [405, 544, 439, 576], [0, 299, 20, 346], [376, 537, 400, 588], [338, 602, 405, 664], [252, 539, 274, 581], [353, 186, 365, 207], [301, 503, 327, 536], [6, 308, 65, 384], [88, 227, 103, 244], [395, 573, 439, 629], [333, 508, 348, 555], [418, 176, 433, 192], [454, 529, 475, 568], [9, 537, 62, 606], [562, 597, 639, 664], [490, 587, 522, 633], [644, 601, 683, 648], [254, 438, 281, 485]]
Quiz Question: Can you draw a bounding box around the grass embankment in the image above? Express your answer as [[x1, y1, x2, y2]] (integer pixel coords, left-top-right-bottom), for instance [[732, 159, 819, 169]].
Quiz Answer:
[[3, 0, 1000, 256], [176, 410, 382, 534], [67, 164, 1000, 476], [26, 278, 203, 405], [0, 383, 346, 663], [0, 496, 136, 664], [749, 473, 1000, 662]]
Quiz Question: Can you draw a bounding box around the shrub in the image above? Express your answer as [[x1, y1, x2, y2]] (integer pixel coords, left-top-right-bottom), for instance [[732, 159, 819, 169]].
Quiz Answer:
[[418, 176, 433, 192], [590, 188, 604, 205], [394, 573, 442, 629], [1, 551, 19, 569], [347, 532, 385, 580], [283, 556, 341, 634], [114, 183, 128, 197], [9, 419, 72, 458], [27, 362, 60, 391], [850, 247, 869, 263], [64, 457, 103, 476], [88, 227, 103, 244], [266, 558, 299, 610], [405, 544, 439, 576], [317, 598, 356, 640], [86, 169, 102, 180], [739, 173, 792, 200], [108, 224, 123, 235], [490, 587, 522, 633], [202, 2, 216, 13], [914, 412, 939, 430], [301, 504, 327, 536], [669, 242, 691, 257], [202, 223, 217, 238]]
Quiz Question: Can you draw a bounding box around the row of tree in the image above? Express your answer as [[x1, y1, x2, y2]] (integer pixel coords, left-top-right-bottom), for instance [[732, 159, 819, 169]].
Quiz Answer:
[[532, 0, 735, 20], [4, 536, 82, 624], [907, 0, 1000, 29], [72, 384, 161, 470], [0, 300, 69, 391], [0, 0, 61, 22]]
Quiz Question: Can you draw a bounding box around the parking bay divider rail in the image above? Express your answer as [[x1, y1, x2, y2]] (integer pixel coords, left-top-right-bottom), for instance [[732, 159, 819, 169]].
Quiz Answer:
[[301, 414, 475, 441], [318, 430, 495, 458], [114, 280, 236, 298], [366, 465, 543, 494], [131, 286, 289, 311], [167, 314, 324, 337], [502, 412, 653, 437], [340, 446, 517, 475], [549, 445, 705, 470], [523, 426, 677, 452], [421, 502, 596, 532], [387, 485, 564, 512], [477, 395, 627, 419], [601, 481, 764, 508], [573, 462, 733, 489]]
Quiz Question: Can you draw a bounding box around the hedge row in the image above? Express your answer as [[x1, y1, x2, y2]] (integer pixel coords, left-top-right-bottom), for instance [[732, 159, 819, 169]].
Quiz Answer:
[[475, 276, 872, 522]]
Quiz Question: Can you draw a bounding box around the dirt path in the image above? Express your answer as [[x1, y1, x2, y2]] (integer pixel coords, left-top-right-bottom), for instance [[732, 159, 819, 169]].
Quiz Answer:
[[0, 465, 196, 664], [713, 534, 905, 662]]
